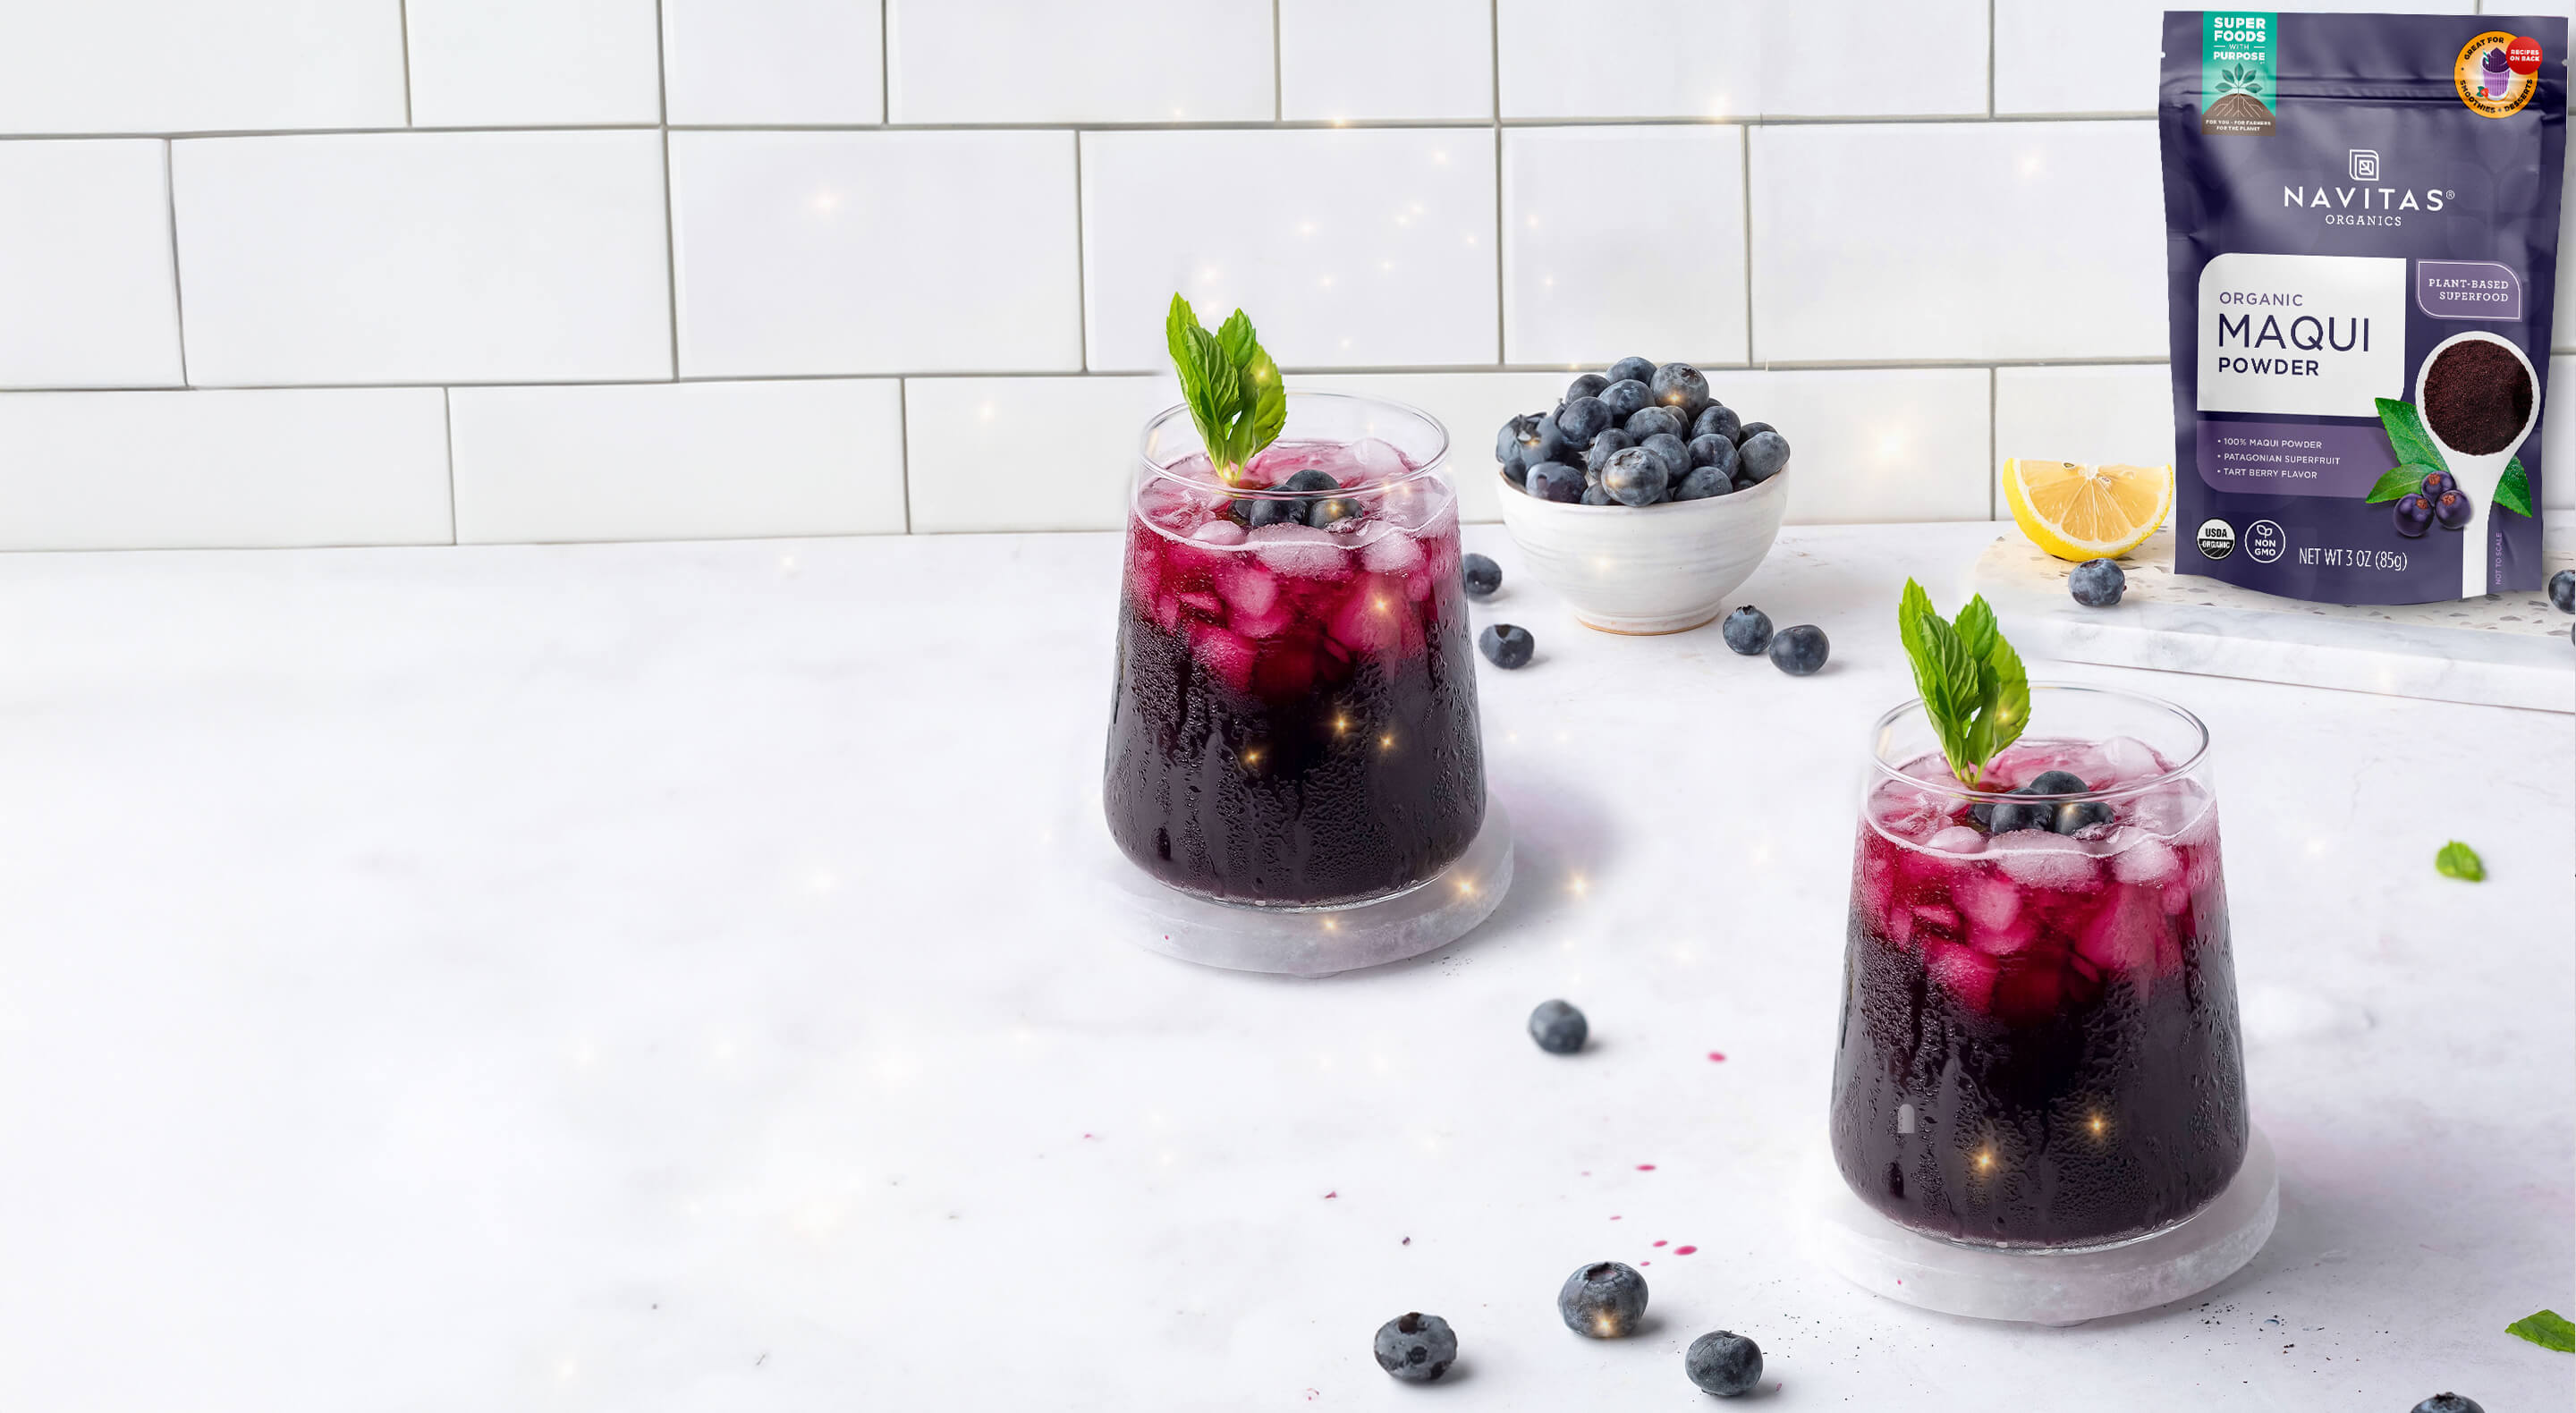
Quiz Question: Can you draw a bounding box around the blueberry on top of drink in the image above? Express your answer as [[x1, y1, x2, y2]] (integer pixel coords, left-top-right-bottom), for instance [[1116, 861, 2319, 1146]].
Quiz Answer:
[[1503, 360, 1788, 503]]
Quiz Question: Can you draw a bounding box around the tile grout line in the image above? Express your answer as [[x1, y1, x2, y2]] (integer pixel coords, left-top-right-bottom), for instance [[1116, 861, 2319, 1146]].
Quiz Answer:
[[161, 140, 191, 386], [897, 377, 912, 533], [1272, 0, 1283, 122], [1987, 0, 1996, 117], [656, 1, 681, 380], [398, 0, 414, 126], [1987, 367, 1998, 520], [1073, 131, 1089, 372], [1740, 123, 1756, 368], [1489, 0, 1504, 366], [881, 0, 893, 123], [442, 386, 458, 544]]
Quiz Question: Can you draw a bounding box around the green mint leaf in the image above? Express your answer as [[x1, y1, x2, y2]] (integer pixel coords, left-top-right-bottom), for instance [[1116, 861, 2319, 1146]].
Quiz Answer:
[[1215, 309, 1257, 369], [1243, 343, 1286, 460], [1974, 617, 2031, 777], [2375, 398, 2449, 478], [2507, 1309, 2574, 1352], [2496, 458, 2535, 517], [2364, 465, 2437, 504], [2435, 840, 2486, 882]]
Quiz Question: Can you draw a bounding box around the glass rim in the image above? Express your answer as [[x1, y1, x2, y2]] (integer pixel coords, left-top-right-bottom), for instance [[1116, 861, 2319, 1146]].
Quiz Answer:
[[1137, 390, 1451, 499], [1866, 682, 2212, 805]]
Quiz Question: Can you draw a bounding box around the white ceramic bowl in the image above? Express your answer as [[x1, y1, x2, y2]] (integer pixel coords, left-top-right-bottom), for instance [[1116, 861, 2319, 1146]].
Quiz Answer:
[[1493, 469, 1791, 634]]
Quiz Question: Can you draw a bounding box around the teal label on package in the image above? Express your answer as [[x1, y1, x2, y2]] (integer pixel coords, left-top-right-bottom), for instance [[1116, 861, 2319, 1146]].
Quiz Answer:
[[2202, 12, 2278, 136]]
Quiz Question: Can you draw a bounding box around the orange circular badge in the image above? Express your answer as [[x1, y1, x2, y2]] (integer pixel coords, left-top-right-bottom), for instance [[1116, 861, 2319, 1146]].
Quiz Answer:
[[2456, 30, 2539, 118]]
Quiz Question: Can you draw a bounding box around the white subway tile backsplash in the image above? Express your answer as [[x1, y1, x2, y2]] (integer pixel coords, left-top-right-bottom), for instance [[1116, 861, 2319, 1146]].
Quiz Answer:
[[1278, 0, 1493, 122], [0, 140, 183, 389], [1750, 122, 2166, 364], [663, 0, 886, 126], [1295, 371, 1591, 525], [1993, 0, 2479, 116], [405, 0, 664, 128], [670, 131, 1080, 377], [905, 376, 1175, 533], [2541, 356, 2576, 512], [1501, 126, 1748, 368], [1082, 129, 1497, 372], [1725, 368, 1994, 524], [1496, 1, 1758, 120], [1757, 0, 1988, 118], [0, 3, 405, 135], [450, 380, 903, 543], [1993, 365, 2176, 519], [886, 0, 1274, 124], [172, 131, 673, 385], [0, 388, 450, 550]]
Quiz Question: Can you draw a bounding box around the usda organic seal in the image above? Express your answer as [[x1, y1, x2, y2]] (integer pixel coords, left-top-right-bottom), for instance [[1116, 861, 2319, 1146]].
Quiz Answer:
[[2196, 518, 2237, 561]]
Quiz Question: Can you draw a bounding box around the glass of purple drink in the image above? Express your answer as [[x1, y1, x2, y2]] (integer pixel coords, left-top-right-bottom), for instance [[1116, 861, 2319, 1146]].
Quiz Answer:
[[1105, 392, 1485, 909], [1832, 685, 2248, 1250]]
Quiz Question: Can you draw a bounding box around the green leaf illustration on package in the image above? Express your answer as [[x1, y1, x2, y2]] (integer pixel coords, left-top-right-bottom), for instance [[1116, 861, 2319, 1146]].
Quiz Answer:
[[2495, 457, 2535, 517], [2374, 398, 2450, 477], [2364, 463, 2445, 504], [1898, 579, 2029, 788], [2214, 64, 2266, 97], [2506, 1308, 2573, 1352]]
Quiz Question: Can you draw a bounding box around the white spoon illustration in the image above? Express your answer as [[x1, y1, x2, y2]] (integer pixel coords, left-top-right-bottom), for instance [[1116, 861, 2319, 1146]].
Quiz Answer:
[[2411, 330, 2539, 599]]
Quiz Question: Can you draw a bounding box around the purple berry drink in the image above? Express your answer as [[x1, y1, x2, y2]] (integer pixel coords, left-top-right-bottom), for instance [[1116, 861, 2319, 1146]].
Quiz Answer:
[[1831, 688, 2248, 1249], [1106, 393, 1485, 908]]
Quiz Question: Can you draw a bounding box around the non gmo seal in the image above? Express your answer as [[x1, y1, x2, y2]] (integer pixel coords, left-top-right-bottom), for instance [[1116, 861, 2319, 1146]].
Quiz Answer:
[[2245, 519, 2285, 563], [2197, 518, 2238, 561]]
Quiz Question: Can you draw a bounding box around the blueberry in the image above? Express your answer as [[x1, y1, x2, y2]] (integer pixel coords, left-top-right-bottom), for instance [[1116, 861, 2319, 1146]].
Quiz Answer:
[[1606, 356, 1657, 386], [1583, 427, 1636, 475], [1495, 420, 1525, 472], [2026, 769, 2089, 795], [1733, 420, 1775, 446], [1555, 395, 1614, 447], [1983, 793, 2055, 834], [1501, 456, 1530, 488], [1566, 372, 1610, 403], [2411, 1395, 2484, 1413], [2433, 488, 2473, 529], [1721, 605, 1773, 655], [1689, 432, 1739, 473], [2393, 492, 2433, 538], [1650, 362, 1710, 419], [1528, 998, 1586, 1053], [1674, 465, 1733, 500], [1685, 1330, 1763, 1398], [1602, 446, 1670, 506], [1581, 484, 1615, 505], [1311, 495, 1362, 529], [1374, 1312, 1457, 1383], [2055, 800, 2113, 834], [1526, 461, 1585, 503], [1736, 429, 1791, 483], [1692, 403, 1741, 443], [1462, 552, 1502, 598], [1731, 472, 1758, 494], [2550, 569, 2574, 612], [2068, 557, 2125, 607], [1599, 378, 1653, 420], [1278, 468, 1345, 526], [2419, 469, 2456, 498], [1767, 623, 1827, 675], [1558, 1261, 1648, 1339], [1278, 468, 1339, 496], [1505, 413, 1565, 469], [1242, 495, 1303, 529], [1624, 404, 1687, 442], [1640, 432, 1691, 483], [1479, 622, 1534, 668]]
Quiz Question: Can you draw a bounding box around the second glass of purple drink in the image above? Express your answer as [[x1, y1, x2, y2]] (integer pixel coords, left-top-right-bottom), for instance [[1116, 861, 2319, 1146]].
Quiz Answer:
[[1831, 685, 2249, 1250], [1104, 393, 1485, 910]]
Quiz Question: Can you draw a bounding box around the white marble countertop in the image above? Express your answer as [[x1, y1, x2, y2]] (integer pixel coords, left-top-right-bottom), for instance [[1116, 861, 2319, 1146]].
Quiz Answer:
[[0, 522, 2564, 1410]]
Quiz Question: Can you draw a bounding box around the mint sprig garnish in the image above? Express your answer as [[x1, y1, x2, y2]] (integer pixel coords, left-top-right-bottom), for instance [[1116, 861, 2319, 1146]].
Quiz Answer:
[[1898, 579, 2029, 788], [2435, 840, 2486, 881], [1165, 293, 1285, 486], [2507, 1307, 2574, 1351]]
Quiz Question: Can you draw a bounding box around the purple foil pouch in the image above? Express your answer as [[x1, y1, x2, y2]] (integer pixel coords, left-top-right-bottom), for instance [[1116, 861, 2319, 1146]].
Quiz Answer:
[[2160, 13, 2566, 601]]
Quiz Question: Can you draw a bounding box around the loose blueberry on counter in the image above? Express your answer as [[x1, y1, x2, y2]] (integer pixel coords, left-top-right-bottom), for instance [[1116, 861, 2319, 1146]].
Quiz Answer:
[[1556, 394, 1614, 447], [1736, 429, 1791, 484], [1640, 432, 1691, 484], [1693, 402, 1741, 443], [1566, 371, 1611, 402], [2393, 492, 2434, 538], [1584, 427, 1637, 475], [1689, 432, 1739, 473], [1528, 998, 1587, 1053], [2069, 558, 2125, 607], [1462, 552, 1502, 598], [1527, 461, 1586, 503], [1733, 420, 1774, 446], [1625, 404, 1687, 442], [1685, 1331, 1763, 1399], [1651, 362, 1710, 419], [2419, 469, 2457, 498], [2411, 1395, 2484, 1413], [1603, 446, 1670, 505], [1374, 1313, 1457, 1383], [1722, 605, 1773, 656], [1581, 484, 1616, 505], [1768, 623, 1828, 675], [2432, 488, 2473, 530], [1674, 465, 1733, 501], [1558, 1262, 1649, 1339], [1606, 355, 1657, 386], [2551, 569, 2575, 612], [1479, 622, 1535, 668], [1600, 378, 1654, 421]]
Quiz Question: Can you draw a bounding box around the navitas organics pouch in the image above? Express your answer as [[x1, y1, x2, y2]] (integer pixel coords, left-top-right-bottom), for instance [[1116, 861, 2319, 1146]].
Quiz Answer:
[[2159, 12, 2566, 602]]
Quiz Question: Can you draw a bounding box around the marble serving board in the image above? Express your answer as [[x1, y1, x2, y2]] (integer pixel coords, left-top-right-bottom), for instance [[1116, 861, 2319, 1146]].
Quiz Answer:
[[1969, 530, 2576, 713]]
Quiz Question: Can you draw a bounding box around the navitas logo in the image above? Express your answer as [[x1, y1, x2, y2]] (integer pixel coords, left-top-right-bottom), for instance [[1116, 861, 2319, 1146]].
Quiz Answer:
[[2348, 148, 2379, 182]]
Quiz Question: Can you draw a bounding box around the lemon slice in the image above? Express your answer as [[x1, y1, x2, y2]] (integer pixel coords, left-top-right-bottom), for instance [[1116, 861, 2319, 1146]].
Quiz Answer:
[[2003, 460, 2173, 562]]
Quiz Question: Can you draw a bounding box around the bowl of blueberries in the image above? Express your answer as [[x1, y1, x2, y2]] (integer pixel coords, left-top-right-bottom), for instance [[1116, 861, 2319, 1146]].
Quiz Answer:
[[1493, 357, 1792, 635]]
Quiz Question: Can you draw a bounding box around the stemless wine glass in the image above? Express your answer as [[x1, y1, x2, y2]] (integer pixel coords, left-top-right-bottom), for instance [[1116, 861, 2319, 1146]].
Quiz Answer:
[[1831, 685, 2248, 1249], [1103, 392, 1485, 909]]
